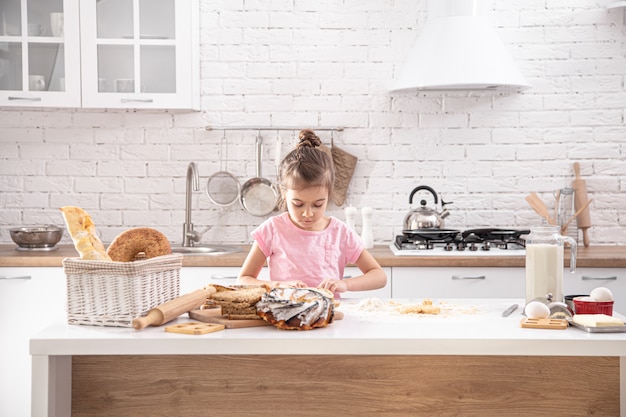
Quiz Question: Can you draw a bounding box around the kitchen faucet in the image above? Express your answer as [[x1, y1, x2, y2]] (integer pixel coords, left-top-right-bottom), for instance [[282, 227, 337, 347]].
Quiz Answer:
[[182, 162, 210, 247]]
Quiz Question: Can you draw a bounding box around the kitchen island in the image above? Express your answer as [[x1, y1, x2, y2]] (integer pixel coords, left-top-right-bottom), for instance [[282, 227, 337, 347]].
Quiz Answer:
[[31, 298, 625, 417]]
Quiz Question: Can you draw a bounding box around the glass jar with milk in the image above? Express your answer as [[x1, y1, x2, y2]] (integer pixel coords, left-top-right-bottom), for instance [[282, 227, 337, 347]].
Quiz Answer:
[[525, 226, 577, 304]]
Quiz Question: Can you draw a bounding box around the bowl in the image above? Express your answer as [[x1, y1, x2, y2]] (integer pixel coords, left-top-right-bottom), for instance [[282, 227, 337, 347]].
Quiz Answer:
[[573, 296, 614, 316], [564, 294, 588, 313], [9, 225, 63, 249]]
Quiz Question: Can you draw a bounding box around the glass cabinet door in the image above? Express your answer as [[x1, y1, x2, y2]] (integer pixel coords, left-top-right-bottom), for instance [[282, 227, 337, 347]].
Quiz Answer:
[[80, 0, 195, 109], [0, 0, 80, 107]]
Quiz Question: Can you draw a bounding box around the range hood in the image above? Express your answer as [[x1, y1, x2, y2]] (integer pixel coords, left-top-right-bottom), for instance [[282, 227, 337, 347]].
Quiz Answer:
[[391, 0, 531, 92]]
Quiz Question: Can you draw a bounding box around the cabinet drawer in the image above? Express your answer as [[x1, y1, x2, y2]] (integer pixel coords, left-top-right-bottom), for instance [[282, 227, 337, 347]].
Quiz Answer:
[[343, 267, 392, 299], [0, 267, 66, 417], [392, 267, 524, 299], [180, 267, 270, 293], [180, 267, 392, 299], [564, 268, 625, 312]]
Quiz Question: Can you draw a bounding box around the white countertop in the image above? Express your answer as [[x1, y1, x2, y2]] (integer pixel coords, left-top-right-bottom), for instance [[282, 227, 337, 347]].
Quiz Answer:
[[30, 298, 626, 357]]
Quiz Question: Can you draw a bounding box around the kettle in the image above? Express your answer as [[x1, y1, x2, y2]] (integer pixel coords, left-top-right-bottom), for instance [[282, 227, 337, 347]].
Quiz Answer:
[[403, 185, 451, 230]]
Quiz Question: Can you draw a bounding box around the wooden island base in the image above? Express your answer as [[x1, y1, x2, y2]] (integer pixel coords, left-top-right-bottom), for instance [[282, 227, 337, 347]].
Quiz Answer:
[[72, 355, 618, 417]]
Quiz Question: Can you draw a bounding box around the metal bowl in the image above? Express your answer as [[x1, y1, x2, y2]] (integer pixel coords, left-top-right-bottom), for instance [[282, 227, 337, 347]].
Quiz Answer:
[[9, 225, 63, 249]]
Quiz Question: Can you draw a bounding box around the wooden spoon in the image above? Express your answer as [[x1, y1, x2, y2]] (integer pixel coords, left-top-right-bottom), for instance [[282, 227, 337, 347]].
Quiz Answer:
[[525, 193, 556, 225], [560, 199, 593, 235]]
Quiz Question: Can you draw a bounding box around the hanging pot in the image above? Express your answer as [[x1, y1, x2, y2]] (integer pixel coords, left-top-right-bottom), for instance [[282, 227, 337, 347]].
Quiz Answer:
[[240, 135, 279, 217], [403, 185, 451, 230]]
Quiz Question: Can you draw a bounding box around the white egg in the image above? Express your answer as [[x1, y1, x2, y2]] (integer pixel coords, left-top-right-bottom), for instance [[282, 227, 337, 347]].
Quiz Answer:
[[590, 287, 614, 302], [524, 301, 551, 319]]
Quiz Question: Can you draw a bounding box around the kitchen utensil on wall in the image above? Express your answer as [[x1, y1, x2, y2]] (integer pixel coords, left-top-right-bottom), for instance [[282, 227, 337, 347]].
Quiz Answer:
[[572, 162, 592, 247], [525, 193, 555, 225], [132, 287, 216, 330], [206, 134, 241, 207], [240, 135, 279, 217], [330, 132, 357, 206], [525, 225, 577, 305], [403, 185, 451, 230]]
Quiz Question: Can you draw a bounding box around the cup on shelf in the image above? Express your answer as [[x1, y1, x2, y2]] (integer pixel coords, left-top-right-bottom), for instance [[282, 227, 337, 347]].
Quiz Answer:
[[50, 12, 64, 37], [28, 23, 45, 36], [116, 78, 134, 93], [29, 75, 46, 91]]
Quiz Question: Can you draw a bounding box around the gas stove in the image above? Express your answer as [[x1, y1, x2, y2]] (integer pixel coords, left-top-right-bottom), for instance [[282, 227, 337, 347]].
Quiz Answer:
[[390, 228, 529, 256]]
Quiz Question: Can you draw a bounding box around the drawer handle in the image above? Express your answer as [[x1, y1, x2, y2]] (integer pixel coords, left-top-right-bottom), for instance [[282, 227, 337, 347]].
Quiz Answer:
[[8, 96, 42, 101], [581, 275, 617, 281], [451, 275, 486, 280], [210, 275, 237, 280], [120, 98, 154, 103], [0, 275, 32, 280]]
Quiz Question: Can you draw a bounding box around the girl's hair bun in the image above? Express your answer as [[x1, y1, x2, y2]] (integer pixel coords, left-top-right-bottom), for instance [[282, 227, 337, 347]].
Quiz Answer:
[[297, 129, 322, 149]]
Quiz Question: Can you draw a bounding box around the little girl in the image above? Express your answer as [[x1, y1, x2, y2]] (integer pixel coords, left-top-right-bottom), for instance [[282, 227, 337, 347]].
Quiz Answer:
[[237, 129, 387, 295]]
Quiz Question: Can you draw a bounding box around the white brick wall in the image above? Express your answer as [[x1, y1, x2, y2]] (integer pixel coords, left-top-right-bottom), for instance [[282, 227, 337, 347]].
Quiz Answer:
[[1, 0, 625, 247]]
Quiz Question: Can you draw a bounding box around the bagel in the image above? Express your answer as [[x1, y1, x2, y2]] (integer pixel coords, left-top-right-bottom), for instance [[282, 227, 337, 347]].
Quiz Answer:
[[106, 227, 171, 262]]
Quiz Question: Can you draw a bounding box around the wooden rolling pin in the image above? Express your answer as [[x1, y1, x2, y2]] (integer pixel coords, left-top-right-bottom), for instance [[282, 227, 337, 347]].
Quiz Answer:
[[572, 162, 592, 247], [132, 287, 216, 330]]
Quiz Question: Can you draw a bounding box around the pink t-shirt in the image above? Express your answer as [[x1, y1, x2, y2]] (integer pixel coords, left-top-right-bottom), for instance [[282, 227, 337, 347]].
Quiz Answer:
[[251, 212, 364, 287]]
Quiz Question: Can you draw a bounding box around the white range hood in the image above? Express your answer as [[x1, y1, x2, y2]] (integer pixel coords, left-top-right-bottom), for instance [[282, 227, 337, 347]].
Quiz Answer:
[[391, 0, 531, 92]]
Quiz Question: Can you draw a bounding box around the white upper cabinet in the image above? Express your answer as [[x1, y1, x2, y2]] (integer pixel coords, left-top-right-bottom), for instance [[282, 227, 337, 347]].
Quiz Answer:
[[0, 0, 81, 107], [80, 0, 198, 109], [0, 0, 198, 110]]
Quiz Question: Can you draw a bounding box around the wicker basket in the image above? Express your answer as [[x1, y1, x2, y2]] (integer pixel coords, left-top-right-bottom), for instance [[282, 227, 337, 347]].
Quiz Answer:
[[63, 253, 182, 327]]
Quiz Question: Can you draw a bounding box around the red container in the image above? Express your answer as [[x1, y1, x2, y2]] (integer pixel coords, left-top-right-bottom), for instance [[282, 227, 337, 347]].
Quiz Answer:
[[573, 296, 614, 315]]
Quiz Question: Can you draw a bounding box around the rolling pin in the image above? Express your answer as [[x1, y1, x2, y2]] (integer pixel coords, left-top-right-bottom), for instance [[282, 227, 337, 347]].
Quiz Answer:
[[132, 287, 216, 330], [572, 162, 591, 247]]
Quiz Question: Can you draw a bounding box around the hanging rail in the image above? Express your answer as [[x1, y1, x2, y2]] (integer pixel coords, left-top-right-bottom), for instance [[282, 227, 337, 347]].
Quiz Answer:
[[205, 126, 344, 132]]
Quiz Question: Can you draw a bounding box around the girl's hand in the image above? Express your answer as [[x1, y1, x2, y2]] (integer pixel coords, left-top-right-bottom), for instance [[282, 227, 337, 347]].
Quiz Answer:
[[275, 280, 307, 288], [318, 279, 348, 293]]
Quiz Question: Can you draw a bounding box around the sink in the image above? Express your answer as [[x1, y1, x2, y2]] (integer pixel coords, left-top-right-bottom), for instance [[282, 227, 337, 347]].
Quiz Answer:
[[171, 245, 242, 256]]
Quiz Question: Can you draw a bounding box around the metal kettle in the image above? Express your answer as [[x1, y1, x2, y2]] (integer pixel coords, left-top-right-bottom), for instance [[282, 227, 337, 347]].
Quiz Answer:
[[403, 185, 451, 230]]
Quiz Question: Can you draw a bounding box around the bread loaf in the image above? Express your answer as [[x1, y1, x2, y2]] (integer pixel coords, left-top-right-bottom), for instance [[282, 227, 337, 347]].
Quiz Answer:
[[60, 206, 111, 261], [207, 285, 269, 320]]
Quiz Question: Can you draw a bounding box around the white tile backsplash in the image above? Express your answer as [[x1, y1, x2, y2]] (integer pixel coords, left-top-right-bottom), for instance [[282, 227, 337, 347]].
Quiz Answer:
[[1, 1, 625, 246]]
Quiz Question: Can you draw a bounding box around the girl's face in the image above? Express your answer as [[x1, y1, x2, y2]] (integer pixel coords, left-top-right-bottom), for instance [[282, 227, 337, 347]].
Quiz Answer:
[[283, 185, 329, 231]]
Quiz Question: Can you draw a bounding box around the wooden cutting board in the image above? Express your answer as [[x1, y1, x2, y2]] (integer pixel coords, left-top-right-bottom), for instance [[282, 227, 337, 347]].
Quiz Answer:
[[188, 309, 271, 328], [188, 308, 344, 329], [520, 318, 568, 330], [165, 322, 226, 335]]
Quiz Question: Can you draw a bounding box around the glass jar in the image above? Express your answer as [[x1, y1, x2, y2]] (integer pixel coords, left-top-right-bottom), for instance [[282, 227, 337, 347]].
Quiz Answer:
[[525, 225, 577, 304]]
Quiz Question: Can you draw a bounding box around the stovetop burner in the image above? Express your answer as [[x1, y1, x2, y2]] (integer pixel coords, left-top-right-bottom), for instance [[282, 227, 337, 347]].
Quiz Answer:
[[393, 228, 529, 255]]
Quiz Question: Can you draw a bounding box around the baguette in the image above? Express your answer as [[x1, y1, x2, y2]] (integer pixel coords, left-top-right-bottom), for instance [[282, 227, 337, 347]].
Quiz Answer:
[[60, 206, 111, 261]]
